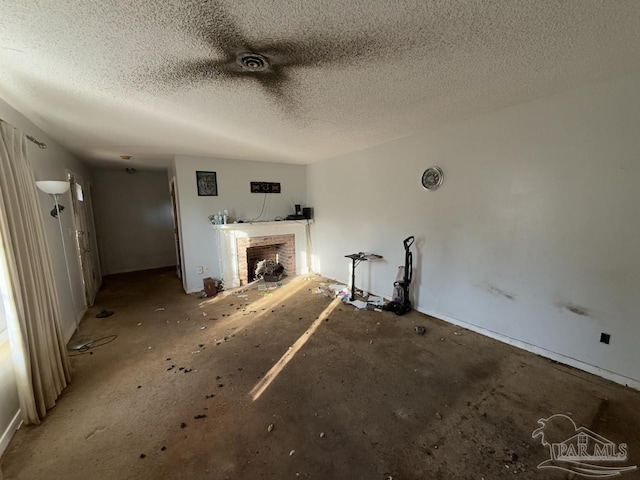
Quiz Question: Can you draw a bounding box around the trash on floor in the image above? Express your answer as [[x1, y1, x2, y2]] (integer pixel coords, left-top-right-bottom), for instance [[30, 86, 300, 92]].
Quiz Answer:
[[154, 307, 165, 312], [96, 309, 114, 318], [203, 277, 220, 297], [415, 326, 426, 335], [268, 423, 274, 432], [367, 296, 384, 307], [348, 299, 368, 309]]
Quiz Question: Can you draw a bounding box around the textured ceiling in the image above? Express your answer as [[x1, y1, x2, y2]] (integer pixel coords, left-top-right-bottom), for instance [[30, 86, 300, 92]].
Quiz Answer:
[[1, 0, 640, 168]]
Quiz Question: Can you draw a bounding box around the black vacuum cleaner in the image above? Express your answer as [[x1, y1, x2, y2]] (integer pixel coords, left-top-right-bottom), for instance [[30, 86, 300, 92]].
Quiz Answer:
[[383, 236, 415, 315]]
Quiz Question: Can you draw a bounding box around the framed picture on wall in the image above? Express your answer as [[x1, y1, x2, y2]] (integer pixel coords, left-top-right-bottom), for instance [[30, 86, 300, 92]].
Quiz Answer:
[[196, 171, 218, 196]]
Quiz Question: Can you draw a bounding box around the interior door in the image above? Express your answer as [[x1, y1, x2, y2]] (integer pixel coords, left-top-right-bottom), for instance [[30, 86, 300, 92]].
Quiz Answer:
[[170, 179, 182, 279], [67, 171, 101, 306]]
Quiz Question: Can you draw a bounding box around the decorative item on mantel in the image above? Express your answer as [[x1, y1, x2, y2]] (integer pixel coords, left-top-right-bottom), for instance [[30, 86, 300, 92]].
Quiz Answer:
[[209, 209, 230, 225]]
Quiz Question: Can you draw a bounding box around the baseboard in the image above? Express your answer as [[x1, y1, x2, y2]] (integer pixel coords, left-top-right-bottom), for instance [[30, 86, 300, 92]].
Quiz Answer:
[[0, 409, 22, 458], [417, 306, 640, 391]]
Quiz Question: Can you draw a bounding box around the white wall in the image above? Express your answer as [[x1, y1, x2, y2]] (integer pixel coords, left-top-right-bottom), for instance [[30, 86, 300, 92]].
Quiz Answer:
[[174, 155, 307, 293], [308, 72, 640, 387], [92, 169, 176, 275], [1, 96, 91, 454]]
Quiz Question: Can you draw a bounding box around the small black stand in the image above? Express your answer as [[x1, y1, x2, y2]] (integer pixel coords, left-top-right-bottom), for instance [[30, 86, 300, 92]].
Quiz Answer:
[[345, 253, 382, 301]]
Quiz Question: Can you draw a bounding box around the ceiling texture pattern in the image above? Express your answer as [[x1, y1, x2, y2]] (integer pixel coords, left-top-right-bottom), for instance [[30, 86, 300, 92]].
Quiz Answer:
[[1, 0, 640, 168]]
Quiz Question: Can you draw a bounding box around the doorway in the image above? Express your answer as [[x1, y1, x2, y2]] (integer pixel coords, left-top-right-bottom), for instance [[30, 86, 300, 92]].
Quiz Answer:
[[67, 171, 101, 306], [170, 179, 183, 280]]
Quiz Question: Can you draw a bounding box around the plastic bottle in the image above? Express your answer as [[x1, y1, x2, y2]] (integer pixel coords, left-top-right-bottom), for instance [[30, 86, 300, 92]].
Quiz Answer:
[[223, 209, 228, 224]]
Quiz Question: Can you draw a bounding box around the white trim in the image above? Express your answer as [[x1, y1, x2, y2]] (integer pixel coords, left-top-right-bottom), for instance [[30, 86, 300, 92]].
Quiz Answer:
[[417, 306, 640, 392], [0, 409, 22, 458], [0, 329, 8, 345]]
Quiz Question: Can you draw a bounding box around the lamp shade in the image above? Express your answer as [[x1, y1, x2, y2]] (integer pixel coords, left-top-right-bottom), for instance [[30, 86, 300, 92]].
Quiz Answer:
[[36, 180, 70, 195]]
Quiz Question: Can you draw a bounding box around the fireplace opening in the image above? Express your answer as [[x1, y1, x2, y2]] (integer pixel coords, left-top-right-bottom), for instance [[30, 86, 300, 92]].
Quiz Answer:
[[237, 234, 295, 285]]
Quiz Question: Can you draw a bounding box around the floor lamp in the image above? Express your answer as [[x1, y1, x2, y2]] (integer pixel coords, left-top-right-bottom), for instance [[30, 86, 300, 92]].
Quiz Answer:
[[36, 180, 92, 350]]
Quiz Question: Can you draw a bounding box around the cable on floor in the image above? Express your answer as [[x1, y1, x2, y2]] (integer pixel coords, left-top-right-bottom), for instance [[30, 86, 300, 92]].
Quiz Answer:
[[68, 335, 118, 356]]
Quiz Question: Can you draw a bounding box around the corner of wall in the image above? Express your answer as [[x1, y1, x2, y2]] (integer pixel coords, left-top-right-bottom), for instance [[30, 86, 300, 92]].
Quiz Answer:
[[0, 409, 22, 459]]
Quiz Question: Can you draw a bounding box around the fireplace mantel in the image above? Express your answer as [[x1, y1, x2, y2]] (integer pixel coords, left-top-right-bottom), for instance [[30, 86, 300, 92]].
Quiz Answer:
[[213, 221, 311, 288]]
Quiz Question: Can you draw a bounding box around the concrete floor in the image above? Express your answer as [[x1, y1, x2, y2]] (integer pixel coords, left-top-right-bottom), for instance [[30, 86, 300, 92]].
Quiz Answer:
[[1, 268, 639, 479]]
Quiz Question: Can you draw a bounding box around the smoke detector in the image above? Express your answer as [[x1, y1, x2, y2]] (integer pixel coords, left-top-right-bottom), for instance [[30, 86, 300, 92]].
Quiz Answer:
[[236, 53, 269, 72]]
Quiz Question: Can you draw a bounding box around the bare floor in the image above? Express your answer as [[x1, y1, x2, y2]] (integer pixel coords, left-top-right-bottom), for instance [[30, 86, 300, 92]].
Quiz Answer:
[[2, 268, 639, 479]]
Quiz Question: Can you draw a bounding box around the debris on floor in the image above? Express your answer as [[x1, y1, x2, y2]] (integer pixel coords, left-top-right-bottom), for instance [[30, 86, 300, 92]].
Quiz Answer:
[[268, 423, 274, 432], [96, 309, 114, 318], [203, 277, 220, 297], [289, 450, 296, 456], [154, 307, 165, 312], [347, 299, 368, 309], [415, 326, 426, 335], [367, 296, 384, 307], [194, 414, 207, 419]]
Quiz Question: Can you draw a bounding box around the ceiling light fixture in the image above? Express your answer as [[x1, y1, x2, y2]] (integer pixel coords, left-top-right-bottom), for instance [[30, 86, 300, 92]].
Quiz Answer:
[[237, 53, 269, 72]]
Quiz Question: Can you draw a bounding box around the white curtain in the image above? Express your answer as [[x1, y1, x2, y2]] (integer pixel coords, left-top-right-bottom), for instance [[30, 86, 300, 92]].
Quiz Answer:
[[0, 120, 71, 425]]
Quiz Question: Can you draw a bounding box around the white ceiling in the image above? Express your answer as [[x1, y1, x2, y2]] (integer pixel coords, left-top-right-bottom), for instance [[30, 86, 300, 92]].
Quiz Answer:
[[1, 1, 640, 169]]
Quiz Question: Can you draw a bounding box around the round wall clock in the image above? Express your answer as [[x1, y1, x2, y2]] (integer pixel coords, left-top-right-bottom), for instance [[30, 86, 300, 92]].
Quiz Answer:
[[421, 166, 444, 191]]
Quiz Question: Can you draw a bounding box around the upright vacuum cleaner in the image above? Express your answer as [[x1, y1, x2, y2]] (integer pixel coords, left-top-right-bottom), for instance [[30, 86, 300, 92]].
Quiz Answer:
[[383, 236, 415, 315]]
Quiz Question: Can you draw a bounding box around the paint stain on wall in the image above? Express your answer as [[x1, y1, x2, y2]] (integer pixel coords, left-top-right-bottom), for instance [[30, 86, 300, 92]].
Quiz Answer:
[[564, 304, 590, 317], [486, 284, 516, 301]]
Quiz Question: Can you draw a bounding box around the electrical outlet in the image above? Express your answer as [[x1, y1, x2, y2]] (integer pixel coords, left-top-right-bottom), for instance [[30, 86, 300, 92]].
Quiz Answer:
[[204, 266, 210, 273], [197, 266, 203, 274], [600, 332, 610, 344]]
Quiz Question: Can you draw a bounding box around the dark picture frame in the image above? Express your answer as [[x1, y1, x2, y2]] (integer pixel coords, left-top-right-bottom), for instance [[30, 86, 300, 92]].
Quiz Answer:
[[196, 171, 218, 196]]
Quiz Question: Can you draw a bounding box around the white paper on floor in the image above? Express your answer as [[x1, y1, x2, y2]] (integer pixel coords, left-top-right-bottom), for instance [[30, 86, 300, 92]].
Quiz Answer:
[[329, 284, 347, 292], [367, 296, 384, 306], [347, 299, 368, 309]]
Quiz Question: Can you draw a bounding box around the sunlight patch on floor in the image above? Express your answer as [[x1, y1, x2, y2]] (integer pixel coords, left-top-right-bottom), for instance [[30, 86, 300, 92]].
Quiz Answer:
[[249, 297, 341, 401]]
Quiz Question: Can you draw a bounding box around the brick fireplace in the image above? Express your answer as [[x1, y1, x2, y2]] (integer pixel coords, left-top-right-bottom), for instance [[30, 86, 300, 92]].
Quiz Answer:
[[237, 234, 295, 284], [213, 221, 310, 289]]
